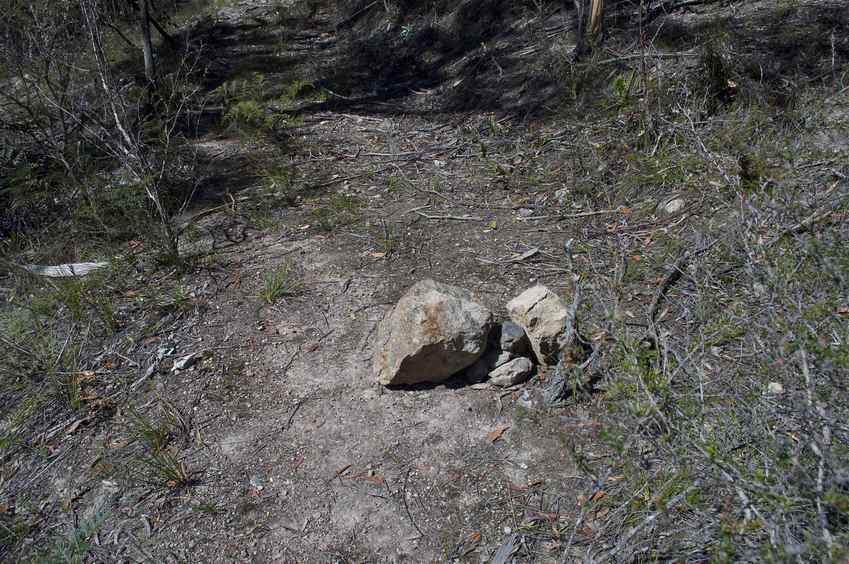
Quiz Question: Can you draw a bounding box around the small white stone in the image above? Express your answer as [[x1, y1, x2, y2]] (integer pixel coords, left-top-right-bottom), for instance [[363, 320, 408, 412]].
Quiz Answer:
[[661, 197, 685, 216], [767, 382, 784, 395], [555, 188, 570, 206]]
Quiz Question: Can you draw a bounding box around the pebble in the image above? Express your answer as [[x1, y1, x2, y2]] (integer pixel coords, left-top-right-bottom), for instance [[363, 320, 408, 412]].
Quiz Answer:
[[662, 197, 685, 215], [767, 382, 784, 395]]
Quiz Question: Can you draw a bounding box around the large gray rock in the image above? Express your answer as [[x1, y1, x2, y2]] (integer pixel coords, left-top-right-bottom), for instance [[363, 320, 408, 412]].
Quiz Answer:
[[489, 357, 534, 387], [374, 279, 494, 386], [506, 285, 569, 366]]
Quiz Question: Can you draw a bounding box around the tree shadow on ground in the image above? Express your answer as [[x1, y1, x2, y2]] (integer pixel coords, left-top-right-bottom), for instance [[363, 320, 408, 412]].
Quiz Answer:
[[648, 1, 849, 85]]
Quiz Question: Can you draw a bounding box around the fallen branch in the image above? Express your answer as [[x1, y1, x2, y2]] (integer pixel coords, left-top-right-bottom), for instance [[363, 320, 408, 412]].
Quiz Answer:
[[766, 206, 835, 247], [477, 247, 540, 265], [648, 242, 716, 326], [23, 262, 108, 278], [516, 208, 624, 221], [414, 211, 484, 221]]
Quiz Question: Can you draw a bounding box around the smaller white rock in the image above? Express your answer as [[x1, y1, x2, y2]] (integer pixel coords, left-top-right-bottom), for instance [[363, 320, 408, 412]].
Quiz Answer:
[[662, 197, 685, 215], [767, 382, 785, 395], [172, 353, 199, 372], [489, 357, 534, 387], [554, 188, 569, 206], [507, 285, 570, 365]]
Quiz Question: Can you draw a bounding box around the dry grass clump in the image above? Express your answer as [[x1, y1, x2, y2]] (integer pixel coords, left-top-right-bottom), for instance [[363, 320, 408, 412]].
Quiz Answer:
[[542, 5, 849, 557]]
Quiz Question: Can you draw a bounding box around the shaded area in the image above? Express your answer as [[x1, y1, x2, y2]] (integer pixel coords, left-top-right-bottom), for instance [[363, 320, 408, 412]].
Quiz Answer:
[[649, 0, 849, 84]]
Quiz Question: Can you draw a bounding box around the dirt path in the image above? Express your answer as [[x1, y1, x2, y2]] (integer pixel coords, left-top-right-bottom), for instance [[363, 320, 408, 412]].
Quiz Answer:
[[4, 2, 657, 562], [163, 114, 594, 561], [104, 3, 609, 561]]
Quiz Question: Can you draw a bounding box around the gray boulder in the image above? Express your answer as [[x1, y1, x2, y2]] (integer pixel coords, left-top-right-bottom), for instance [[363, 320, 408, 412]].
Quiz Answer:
[[489, 357, 534, 387], [374, 279, 494, 386], [506, 285, 569, 366]]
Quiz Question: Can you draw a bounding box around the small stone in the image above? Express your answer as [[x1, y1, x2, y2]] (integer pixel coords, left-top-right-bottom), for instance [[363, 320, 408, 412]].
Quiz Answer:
[[494, 351, 513, 367], [374, 279, 493, 386], [767, 382, 784, 395], [172, 353, 199, 372], [249, 475, 264, 490], [661, 197, 685, 216], [464, 328, 519, 383], [517, 208, 534, 218], [499, 322, 531, 355], [554, 188, 569, 206], [507, 286, 571, 365], [489, 357, 533, 387]]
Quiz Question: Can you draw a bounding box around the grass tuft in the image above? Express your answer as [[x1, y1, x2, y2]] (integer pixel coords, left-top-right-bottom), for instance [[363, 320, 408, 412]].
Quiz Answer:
[[259, 263, 303, 304]]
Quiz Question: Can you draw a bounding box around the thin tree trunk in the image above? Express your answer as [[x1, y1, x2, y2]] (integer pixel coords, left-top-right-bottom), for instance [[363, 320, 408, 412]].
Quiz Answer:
[[573, 0, 587, 57], [139, 0, 155, 84], [589, 0, 604, 38]]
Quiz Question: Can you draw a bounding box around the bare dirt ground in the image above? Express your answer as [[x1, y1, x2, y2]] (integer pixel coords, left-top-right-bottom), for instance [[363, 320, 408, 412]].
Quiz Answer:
[[136, 101, 604, 562], [6, 3, 611, 562]]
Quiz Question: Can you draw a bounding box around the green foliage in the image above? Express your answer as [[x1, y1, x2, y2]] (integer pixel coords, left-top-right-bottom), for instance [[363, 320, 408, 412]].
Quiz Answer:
[[167, 285, 193, 312], [72, 177, 157, 245], [61, 372, 83, 412], [0, 514, 32, 555], [259, 263, 302, 304], [371, 220, 396, 257], [30, 512, 106, 564], [122, 402, 195, 490], [262, 164, 300, 204], [245, 162, 303, 228], [134, 448, 192, 489], [128, 407, 172, 453], [738, 152, 767, 192], [224, 99, 278, 136], [310, 194, 361, 232], [24, 269, 120, 333], [218, 74, 316, 139]]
